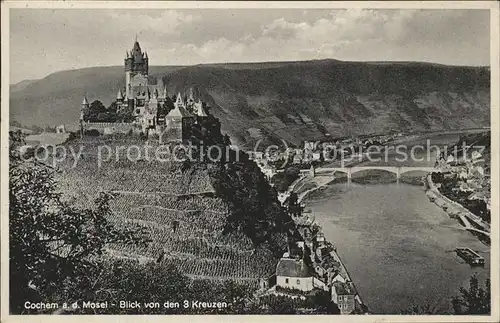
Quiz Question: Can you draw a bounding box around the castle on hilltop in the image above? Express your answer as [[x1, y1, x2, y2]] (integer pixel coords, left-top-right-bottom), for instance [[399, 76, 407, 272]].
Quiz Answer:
[[80, 38, 209, 141]]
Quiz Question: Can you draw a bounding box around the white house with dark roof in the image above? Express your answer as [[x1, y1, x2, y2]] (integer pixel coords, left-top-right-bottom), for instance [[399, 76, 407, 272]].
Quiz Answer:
[[276, 257, 314, 292], [332, 281, 356, 314]]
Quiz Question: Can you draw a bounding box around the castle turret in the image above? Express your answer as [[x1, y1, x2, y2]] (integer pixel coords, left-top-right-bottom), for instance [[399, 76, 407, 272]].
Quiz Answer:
[[174, 92, 185, 109], [188, 87, 195, 102], [164, 95, 194, 142], [82, 95, 89, 109], [79, 95, 90, 125], [194, 99, 208, 117], [116, 89, 124, 102]]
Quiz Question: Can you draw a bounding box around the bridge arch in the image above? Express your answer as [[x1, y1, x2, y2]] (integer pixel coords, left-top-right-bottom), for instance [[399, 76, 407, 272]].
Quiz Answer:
[[314, 166, 440, 183], [349, 167, 399, 176], [399, 167, 440, 176]]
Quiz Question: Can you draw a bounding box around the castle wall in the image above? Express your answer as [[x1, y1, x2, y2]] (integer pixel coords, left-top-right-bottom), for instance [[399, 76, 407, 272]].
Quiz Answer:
[[84, 122, 140, 135], [182, 118, 194, 140]]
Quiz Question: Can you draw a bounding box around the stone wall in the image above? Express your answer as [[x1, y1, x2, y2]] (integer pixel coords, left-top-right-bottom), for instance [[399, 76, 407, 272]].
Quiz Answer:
[[84, 122, 140, 135]]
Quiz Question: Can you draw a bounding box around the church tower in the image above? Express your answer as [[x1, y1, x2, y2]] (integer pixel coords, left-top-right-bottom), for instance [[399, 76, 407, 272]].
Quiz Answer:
[[124, 37, 149, 98]]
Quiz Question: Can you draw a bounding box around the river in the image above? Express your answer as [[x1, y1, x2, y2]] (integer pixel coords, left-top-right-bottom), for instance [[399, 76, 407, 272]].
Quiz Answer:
[[302, 133, 490, 314]]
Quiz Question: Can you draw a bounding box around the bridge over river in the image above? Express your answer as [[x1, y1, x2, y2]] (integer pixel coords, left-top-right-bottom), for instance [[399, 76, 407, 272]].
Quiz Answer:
[[300, 166, 442, 183]]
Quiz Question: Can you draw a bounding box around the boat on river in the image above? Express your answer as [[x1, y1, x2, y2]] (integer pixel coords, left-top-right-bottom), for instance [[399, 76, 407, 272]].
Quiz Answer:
[[455, 247, 485, 266]]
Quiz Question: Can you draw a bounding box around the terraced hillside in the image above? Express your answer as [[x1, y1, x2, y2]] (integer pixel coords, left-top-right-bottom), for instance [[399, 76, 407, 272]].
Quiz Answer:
[[54, 137, 287, 284]]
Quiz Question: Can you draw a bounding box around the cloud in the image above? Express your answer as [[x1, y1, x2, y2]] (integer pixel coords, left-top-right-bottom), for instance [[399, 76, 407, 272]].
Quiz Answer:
[[9, 9, 490, 84], [106, 10, 200, 35], [174, 9, 489, 65], [261, 18, 309, 39]]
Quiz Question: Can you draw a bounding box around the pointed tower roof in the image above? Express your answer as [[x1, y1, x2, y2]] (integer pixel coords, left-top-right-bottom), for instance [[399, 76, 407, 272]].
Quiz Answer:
[[116, 89, 124, 100], [131, 37, 143, 62], [82, 96, 89, 105], [167, 102, 192, 118], [175, 92, 185, 107], [162, 86, 168, 98], [132, 40, 141, 52], [194, 100, 208, 117]]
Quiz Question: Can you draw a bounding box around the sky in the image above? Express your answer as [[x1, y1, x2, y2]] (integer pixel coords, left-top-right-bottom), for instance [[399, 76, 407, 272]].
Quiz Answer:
[[9, 8, 490, 84]]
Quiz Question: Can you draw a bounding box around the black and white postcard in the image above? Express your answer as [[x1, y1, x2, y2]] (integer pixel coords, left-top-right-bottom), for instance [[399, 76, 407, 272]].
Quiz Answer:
[[1, 1, 498, 322]]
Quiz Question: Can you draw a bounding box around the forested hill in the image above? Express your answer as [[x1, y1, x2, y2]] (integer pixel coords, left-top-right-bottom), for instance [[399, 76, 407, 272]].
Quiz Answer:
[[10, 59, 490, 148]]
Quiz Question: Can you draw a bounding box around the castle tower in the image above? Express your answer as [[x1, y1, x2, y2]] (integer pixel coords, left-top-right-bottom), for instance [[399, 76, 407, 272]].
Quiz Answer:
[[81, 95, 89, 118], [163, 93, 194, 142], [124, 38, 149, 98]]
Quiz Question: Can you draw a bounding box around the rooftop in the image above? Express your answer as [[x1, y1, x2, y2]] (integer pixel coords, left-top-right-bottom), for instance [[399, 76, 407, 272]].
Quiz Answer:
[[167, 104, 192, 118], [334, 281, 356, 295], [276, 257, 311, 278]]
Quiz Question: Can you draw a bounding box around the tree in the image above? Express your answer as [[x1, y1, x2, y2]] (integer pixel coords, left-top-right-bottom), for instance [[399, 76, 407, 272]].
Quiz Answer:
[[399, 303, 444, 314], [208, 155, 292, 250], [400, 275, 491, 315], [31, 125, 44, 134], [51, 259, 192, 314], [44, 125, 56, 132], [284, 192, 303, 217], [262, 296, 297, 314], [86, 100, 107, 122], [9, 132, 149, 313], [306, 290, 340, 314], [271, 166, 300, 192], [115, 102, 135, 122], [452, 275, 490, 314]]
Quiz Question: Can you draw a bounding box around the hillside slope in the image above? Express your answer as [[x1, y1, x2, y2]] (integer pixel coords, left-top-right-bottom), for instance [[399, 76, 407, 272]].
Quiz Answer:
[[10, 60, 490, 148], [54, 138, 288, 284], [10, 79, 39, 93]]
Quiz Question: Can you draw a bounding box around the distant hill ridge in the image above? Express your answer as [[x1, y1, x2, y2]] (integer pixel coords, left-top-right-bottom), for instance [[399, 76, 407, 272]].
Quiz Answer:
[[10, 59, 490, 148]]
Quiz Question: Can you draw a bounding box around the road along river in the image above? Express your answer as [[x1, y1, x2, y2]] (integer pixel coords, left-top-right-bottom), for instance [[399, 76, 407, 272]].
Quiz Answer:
[[300, 133, 490, 314]]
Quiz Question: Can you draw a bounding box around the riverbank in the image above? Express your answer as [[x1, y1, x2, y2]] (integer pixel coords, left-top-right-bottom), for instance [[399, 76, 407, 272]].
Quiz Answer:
[[289, 177, 368, 313], [425, 174, 490, 244]]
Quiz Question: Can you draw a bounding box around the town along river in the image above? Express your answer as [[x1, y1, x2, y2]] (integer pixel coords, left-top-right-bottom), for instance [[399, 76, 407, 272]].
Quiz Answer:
[[302, 133, 490, 314]]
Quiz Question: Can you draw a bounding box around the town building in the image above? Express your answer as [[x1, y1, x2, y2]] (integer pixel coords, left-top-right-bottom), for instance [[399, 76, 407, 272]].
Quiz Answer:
[[332, 281, 357, 314], [276, 256, 314, 292], [264, 217, 364, 313]]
